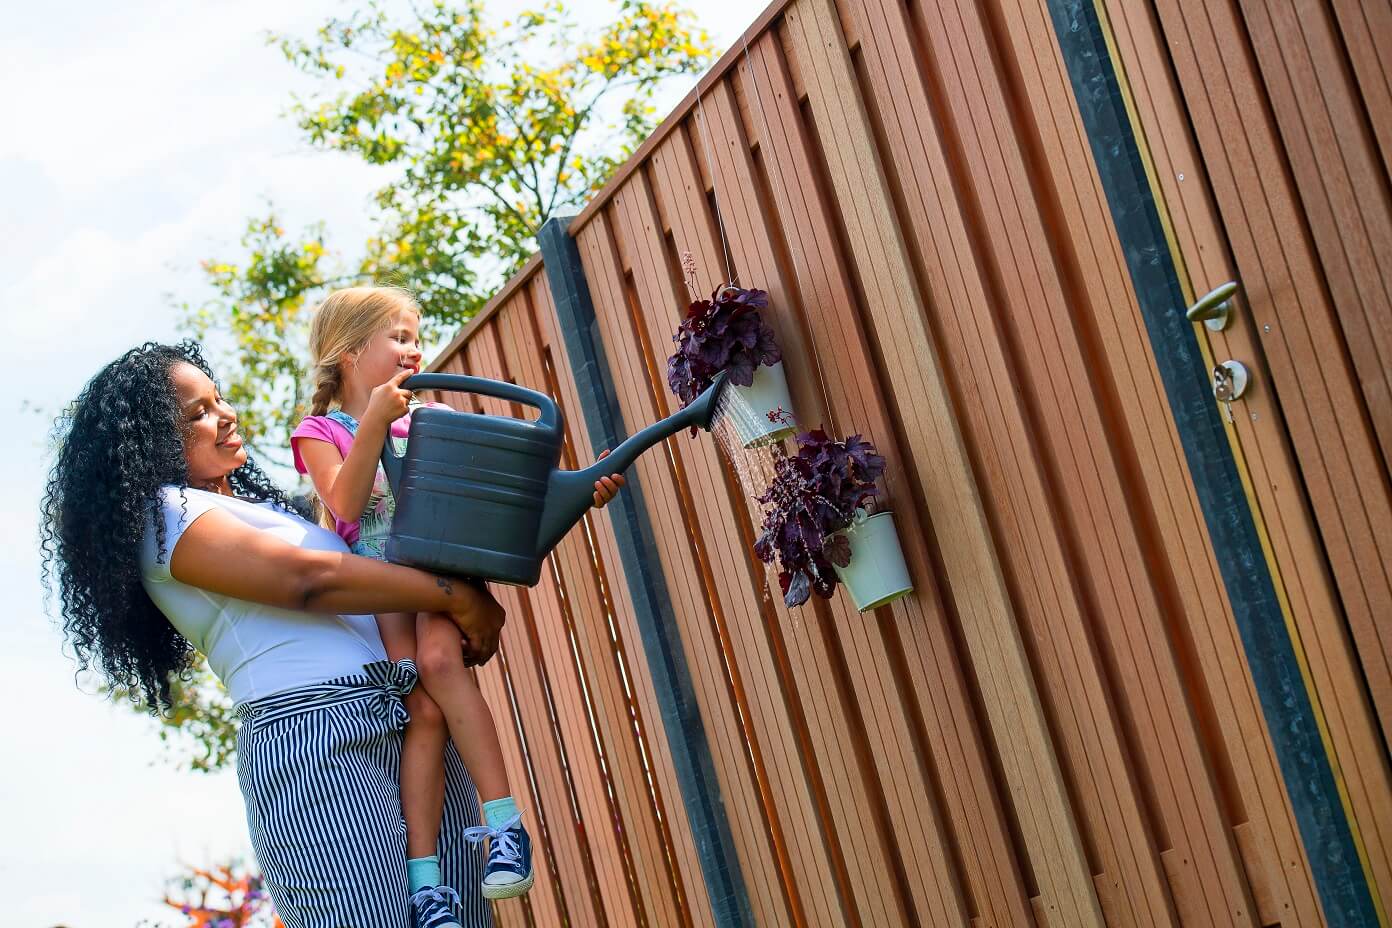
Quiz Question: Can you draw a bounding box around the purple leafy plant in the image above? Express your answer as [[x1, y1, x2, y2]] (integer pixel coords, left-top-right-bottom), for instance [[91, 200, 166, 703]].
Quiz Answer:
[[666, 286, 782, 407], [753, 424, 886, 607]]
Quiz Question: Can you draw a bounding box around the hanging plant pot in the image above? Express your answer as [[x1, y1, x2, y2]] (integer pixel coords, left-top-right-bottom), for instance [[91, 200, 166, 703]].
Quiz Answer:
[[754, 430, 893, 608], [728, 360, 797, 448], [667, 286, 787, 441], [832, 509, 914, 612]]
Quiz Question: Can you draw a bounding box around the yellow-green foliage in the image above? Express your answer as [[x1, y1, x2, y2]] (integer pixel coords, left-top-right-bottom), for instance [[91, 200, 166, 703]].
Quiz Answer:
[[184, 0, 713, 466]]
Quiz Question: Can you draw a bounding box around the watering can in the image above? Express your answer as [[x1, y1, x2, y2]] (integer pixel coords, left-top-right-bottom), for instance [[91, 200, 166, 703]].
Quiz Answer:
[[380, 371, 730, 586]]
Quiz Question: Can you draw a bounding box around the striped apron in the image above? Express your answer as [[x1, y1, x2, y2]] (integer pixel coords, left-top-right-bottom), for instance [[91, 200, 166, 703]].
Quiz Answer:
[[235, 659, 494, 928]]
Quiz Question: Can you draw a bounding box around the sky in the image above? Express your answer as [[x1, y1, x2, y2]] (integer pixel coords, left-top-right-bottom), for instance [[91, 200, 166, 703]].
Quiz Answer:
[[0, 1, 755, 924]]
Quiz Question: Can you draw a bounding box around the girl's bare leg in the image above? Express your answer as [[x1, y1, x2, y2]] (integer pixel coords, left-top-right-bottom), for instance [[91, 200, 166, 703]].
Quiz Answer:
[[414, 610, 511, 801], [377, 611, 449, 859]]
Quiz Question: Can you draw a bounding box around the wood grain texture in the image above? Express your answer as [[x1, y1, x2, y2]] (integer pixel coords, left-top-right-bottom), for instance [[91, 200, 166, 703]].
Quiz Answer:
[[420, 0, 1392, 922]]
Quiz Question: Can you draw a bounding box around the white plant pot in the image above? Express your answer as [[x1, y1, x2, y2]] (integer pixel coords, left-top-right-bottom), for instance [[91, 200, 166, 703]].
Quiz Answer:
[[728, 361, 797, 448], [832, 510, 914, 612]]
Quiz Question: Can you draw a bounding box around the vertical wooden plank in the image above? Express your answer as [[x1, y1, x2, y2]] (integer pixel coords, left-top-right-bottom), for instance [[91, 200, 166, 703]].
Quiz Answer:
[[1329, 0, 1392, 179], [781, 0, 1104, 922], [475, 645, 542, 928]]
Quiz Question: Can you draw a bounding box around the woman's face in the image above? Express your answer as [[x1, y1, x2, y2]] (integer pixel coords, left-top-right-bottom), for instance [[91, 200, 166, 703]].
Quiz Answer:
[[170, 362, 247, 487], [348, 311, 423, 391]]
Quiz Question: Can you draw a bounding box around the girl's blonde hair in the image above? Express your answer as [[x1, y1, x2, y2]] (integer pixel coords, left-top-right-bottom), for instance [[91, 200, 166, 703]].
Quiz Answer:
[[307, 285, 423, 416]]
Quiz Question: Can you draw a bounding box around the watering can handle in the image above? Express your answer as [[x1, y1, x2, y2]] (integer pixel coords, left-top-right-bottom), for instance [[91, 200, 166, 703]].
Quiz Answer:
[[400, 373, 560, 431], [378, 373, 562, 499]]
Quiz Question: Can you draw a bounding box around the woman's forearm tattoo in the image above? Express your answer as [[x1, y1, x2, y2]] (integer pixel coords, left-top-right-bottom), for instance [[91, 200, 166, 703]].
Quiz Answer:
[[436, 576, 454, 597]]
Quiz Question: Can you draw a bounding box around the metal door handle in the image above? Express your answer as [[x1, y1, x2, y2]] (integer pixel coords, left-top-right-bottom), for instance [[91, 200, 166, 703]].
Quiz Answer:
[[1187, 281, 1238, 331]]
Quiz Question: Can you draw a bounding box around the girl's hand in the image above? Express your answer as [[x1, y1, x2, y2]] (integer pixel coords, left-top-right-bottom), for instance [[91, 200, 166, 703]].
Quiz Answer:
[[363, 368, 413, 429], [592, 449, 626, 508]]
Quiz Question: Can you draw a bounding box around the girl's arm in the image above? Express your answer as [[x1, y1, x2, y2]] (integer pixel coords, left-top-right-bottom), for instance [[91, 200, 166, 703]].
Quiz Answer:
[[299, 369, 413, 523], [168, 506, 505, 661]]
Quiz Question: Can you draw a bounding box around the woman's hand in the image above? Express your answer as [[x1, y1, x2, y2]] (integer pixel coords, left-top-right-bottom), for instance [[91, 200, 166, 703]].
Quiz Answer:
[[592, 449, 626, 508], [363, 367, 413, 428], [440, 580, 506, 665]]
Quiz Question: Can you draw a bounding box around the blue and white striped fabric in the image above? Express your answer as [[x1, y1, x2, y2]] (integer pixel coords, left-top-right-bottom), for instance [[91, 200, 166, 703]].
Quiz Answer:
[[235, 659, 494, 928]]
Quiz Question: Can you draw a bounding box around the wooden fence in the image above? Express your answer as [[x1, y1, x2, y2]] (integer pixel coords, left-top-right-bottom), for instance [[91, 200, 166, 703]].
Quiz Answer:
[[423, 0, 1392, 924]]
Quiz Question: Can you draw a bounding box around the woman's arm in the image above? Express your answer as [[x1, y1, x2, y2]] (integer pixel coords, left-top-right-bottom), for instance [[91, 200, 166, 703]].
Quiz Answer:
[[167, 506, 504, 661]]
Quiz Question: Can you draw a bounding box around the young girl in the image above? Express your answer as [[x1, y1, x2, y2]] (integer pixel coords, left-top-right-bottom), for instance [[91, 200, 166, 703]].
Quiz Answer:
[[292, 286, 624, 928]]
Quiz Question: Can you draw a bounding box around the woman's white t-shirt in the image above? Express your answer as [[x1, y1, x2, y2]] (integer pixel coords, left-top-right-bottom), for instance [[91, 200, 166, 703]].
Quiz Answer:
[[140, 486, 387, 705]]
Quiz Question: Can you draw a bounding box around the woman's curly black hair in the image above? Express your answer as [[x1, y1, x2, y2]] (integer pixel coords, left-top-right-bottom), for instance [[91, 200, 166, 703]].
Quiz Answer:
[[39, 340, 296, 711]]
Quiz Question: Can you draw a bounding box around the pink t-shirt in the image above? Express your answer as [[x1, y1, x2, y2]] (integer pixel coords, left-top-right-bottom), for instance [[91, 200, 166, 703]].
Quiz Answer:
[[290, 407, 433, 546]]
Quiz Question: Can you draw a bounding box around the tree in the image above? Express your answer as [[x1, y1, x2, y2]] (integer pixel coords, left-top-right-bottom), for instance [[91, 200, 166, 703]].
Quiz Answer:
[[185, 0, 714, 463], [152, 0, 713, 769], [115, 658, 240, 774], [145, 861, 281, 928]]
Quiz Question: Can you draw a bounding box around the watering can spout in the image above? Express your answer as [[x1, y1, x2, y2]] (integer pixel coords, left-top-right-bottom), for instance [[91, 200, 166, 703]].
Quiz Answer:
[[536, 371, 730, 556], [381, 369, 729, 586]]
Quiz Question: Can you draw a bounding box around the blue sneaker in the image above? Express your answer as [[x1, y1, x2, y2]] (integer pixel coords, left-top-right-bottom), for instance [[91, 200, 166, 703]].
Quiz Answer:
[[465, 812, 535, 900], [409, 885, 462, 928]]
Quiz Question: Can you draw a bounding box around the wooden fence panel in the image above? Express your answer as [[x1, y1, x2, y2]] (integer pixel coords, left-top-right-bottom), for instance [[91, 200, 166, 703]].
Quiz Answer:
[[531, 271, 716, 928], [491, 306, 631, 928], [685, 56, 1022, 925], [736, 34, 1038, 926], [644, 127, 859, 927], [1100, 0, 1392, 916], [420, 0, 1392, 923], [579, 204, 804, 926]]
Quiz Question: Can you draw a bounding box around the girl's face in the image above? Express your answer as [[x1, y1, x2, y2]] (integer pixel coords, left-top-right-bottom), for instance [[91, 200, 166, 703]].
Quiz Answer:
[[347, 310, 423, 391], [171, 362, 247, 487]]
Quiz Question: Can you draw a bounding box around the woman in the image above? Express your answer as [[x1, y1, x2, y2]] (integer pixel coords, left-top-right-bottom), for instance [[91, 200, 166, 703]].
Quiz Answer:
[[39, 341, 598, 928]]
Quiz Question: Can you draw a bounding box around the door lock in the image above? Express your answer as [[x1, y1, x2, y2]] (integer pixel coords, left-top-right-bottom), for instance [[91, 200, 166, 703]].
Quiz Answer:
[[1213, 360, 1249, 423]]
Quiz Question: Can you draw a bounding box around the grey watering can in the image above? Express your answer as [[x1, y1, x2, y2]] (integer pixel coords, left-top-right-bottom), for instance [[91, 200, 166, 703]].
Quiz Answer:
[[380, 371, 729, 586]]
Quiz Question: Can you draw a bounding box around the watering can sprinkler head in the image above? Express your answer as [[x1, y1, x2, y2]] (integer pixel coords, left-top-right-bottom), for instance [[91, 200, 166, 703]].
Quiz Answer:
[[688, 368, 731, 430], [378, 369, 731, 586]]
